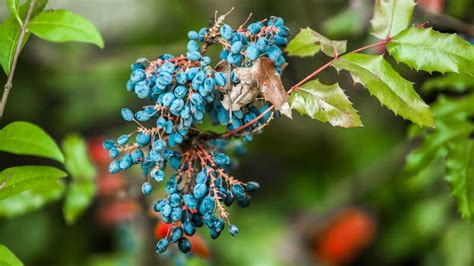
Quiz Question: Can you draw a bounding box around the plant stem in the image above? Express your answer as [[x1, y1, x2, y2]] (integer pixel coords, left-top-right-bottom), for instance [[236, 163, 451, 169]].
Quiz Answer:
[[222, 38, 390, 138], [0, 0, 36, 120]]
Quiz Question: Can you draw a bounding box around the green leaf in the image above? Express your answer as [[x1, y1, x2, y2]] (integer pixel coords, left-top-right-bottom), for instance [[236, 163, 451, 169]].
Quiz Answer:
[[28, 9, 104, 48], [333, 53, 434, 127], [0, 121, 64, 162], [61, 134, 96, 224], [423, 73, 474, 92], [0, 166, 67, 200], [286, 27, 346, 57], [387, 27, 474, 76], [322, 8, 365, 38], [62, 134, 95, 181], [445, 140, 474, 222], [0, 0, 48, 75], [432, 94, 474, 120], [0, 245, 23, 266], [405, 119, 474, 177], [0, 180, 64, 218], [63, 182, 95, 224], [370, 0, 416, 39], [289, 80, 362, 128], [6, 0, 22, 25]]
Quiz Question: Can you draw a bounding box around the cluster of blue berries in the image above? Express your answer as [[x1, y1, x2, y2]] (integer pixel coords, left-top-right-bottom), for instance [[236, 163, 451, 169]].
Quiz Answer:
[[104, 14, 289, 255]]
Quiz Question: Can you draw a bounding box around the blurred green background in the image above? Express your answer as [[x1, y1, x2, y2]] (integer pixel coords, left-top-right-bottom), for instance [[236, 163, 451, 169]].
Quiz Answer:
[[0, 0, 473, 265]]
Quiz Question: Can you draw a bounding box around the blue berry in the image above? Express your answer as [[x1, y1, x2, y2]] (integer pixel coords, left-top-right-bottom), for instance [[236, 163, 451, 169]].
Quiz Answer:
[[229, 224, 239, 236], [220, 24, 233, 40], [156, 239, 169, 253], [188, 30, 199, 40], [187, 40, 200, 52], [178, 238, 191, 253], [141, 182, 153, 195], [121, 108, 134, 121]]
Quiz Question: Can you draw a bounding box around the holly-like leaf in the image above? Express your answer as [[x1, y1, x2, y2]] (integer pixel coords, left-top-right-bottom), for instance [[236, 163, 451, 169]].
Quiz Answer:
[[289, 80, 362, 127], [28, 9, 104, 48], [0, 121, 64, 162], [0, 0, 48, 75], [387, 27, 474, 76], [6, 0, 22, 25], [0, 166, 67, 200], [423, 73, 474, 92], [0, 245, 23, 266], [445, 140, 474, 223], [0, 180, 64, 218], [432, 93, 474, 120], [405, 118, 474, 177], [61, 134, 96, 224], [370, 0, 416, 39], [286, 27, 346, 57], [333, 53, 434, 127], [252, 58, 292, 118]]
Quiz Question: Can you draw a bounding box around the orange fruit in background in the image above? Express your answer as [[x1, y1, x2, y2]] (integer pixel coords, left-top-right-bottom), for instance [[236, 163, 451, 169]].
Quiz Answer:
[[315, 208, 376, 265]]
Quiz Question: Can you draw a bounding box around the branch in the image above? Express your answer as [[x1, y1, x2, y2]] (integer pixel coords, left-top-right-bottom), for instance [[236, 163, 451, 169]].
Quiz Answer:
[[222, 39, 390, 138], [0, 0, 36, 120]]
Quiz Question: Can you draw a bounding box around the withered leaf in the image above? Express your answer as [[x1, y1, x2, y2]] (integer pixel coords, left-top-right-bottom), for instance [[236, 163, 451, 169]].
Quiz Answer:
[[221, 66, 260, 111], [251, 58, 292, 118]]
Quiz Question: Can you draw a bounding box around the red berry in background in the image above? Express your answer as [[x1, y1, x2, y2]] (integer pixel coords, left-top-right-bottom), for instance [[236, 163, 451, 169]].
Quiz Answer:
[[97, 172, 125, 196], [315, 208, 376, 265], [88, 136, 111, 165], [418, 0, 444, 13], [97, 200, 138, 226]]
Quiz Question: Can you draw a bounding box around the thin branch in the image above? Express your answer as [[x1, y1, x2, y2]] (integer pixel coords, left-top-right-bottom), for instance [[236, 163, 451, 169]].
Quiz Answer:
[[0, 0, 36, 120], [222, 39, 390, 138]]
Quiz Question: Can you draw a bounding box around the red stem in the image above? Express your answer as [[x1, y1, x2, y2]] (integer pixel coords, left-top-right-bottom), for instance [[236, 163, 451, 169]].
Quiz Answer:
[[222, 39, 390, 138]]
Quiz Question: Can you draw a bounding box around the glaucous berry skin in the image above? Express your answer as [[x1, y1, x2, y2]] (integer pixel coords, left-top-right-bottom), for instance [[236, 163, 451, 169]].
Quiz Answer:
[[229, 224, 239, 236], [170, 227, 183, 243], [178, 238, 192, 253], [141, 182, 153, 195], [136, 132, 151, 146], [108, 160, 120, 174], [246, 181, 261, 192], [154, 199, 166, 212], [121, 108, 134, 121], [183, 221, 196, 236], [220, 24, 233, 40], [156, 239, 169, 253]]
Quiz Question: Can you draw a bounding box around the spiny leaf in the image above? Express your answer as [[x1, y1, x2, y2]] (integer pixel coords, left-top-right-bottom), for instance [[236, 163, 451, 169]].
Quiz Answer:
[[0, 121, 64, 162], [286, 27, 346, 57], [6, 0, 22, 25], [289, 80, 362, 128], [423, 73, 474, 92], [61, 134, 96, 224], [0, 180, 64, 218], [405, 118, 474, 177], [28, 9, 104, 48], [0, 245, 23, 266], [445, 140, 474, 223], [387, 27, 474, 76], [370, 0, 416, 39], [432, 93, 474, 120], [0, 0, 48, 75], [0, 166, 67, 200], [333, 53, 434, 127]]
